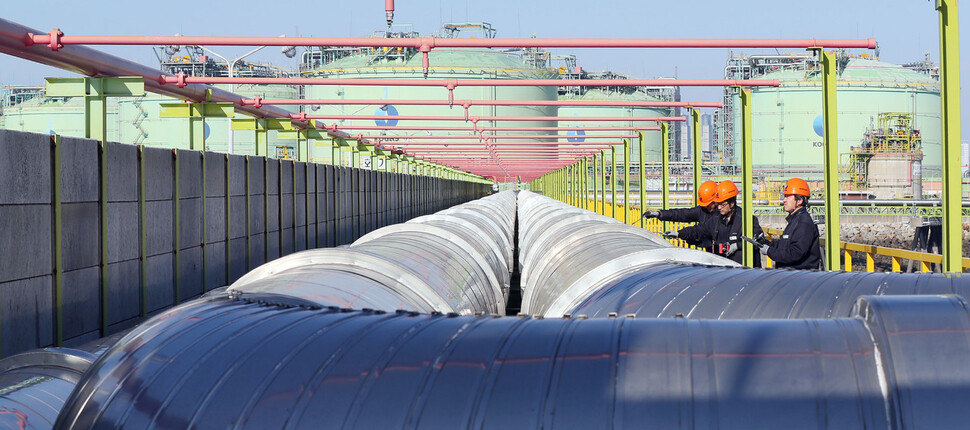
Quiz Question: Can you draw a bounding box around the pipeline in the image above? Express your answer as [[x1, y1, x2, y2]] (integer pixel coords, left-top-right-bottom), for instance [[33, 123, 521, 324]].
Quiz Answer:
[[0, 191, 969, 427], [515, 191, 970, 319], [52, 293, 970, 429], [516, 191, 738, 316], [227, 191, 517, 315]]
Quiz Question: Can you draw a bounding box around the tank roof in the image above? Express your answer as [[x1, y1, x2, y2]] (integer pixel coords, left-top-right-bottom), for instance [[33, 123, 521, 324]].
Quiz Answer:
[[759, 57, 939, 90], [315, 47, 551, 75], [559, 88, 663, 102]]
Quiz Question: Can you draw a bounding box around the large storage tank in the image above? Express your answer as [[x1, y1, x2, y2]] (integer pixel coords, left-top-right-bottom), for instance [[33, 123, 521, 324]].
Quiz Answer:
[[302, 34, 558, 166], [559, 89, 673, 194], [0, 86, 299, 156], [744, 56, 940, 183]]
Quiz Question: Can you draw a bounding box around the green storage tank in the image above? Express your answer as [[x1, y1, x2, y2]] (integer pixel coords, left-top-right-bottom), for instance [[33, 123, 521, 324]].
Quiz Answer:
[[0, 85, 299, 156], [303, 46, 558, 166], [745, 57, 940, 181], [558, 89, 673, 192]]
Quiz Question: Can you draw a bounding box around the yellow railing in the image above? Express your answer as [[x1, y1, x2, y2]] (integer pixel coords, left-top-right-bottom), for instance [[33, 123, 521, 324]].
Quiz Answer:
[[761, 228, 970, 272], [589, 200, 969, 273], [588, 199, 697, 249]]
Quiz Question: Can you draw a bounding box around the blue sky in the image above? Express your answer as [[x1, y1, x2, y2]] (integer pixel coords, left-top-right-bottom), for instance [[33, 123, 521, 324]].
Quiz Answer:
[[1, 0, 966, 139]]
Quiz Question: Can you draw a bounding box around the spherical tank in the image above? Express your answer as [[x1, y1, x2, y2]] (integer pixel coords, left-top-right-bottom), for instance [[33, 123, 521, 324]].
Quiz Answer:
[[303, 47, 558, 163], [748, 57, 940, 181]]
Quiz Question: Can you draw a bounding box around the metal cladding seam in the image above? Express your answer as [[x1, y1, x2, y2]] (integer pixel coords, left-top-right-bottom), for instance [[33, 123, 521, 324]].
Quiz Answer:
[[516, 191, 738, 316], [408, 213, 512, 298], [351, 223, 505, 314], [52, 294, 970, 429], [564, 262, 970, 320], [0, 349, 96, 429], [226, 191, 517, 314]]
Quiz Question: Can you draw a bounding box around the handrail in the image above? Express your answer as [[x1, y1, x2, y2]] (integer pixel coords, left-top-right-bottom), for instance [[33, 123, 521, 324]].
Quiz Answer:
[[595, 199, 970, 273]]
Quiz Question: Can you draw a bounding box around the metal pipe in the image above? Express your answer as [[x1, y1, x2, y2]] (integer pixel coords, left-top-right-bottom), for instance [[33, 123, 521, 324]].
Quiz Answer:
[[517, 191, 736, 315], [243, 98, 722, 108], [229, 192, 517, 314], [299, 114, 685, 122], [26, 33, 878, 49], [362, 134, 638, 140], [52, 294, 970, 430], [162, 75, 780, 88], [329, 125, 662, 132], [0, 19, 298, 126]]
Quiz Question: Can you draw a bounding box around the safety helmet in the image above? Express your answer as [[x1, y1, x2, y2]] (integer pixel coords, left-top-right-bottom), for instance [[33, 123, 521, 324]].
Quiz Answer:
[[697, 180, 717, 206], [713, 180, 739, 203], [783, 178, 811, 197]]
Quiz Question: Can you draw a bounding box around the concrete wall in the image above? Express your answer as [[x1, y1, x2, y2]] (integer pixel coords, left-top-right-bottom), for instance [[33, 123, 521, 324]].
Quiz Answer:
[[0, 129, 488, 357]]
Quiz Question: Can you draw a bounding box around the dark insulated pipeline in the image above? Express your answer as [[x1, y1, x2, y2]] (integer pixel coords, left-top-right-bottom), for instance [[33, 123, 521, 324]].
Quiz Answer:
[[52, 294, 970, 429]]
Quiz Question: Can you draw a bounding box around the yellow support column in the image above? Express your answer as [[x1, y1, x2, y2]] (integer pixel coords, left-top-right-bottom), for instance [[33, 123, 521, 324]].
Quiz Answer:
[[623, 139, 630, 224], [818, 48, 841, 271], [691, 108, 703, 204], [611, 145, 618, 219], [639, 131, 646, 228], [596, 149, 606, 215], [937, 0, 963, 272], [739, 88, 755, 268], [661, 124, 670, 213]]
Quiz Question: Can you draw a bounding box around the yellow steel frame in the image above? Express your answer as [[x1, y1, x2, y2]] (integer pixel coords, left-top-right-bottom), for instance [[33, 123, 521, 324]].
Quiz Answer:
[[938, 0, 963, 272]]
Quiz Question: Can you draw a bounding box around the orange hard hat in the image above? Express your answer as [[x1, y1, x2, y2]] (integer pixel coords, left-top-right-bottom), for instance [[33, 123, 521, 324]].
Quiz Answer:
[[714, 180, 739, 203], [697, 180, 717, 206], [783, 178, 811, 197]]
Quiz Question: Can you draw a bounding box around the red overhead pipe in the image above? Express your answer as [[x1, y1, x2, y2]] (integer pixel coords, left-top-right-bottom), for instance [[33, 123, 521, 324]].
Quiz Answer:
[[25, 34, 877, 50], [243, 98, 722, 109], [360, 134, 637, 140], [322, 125, 662, 132], [384, 141, 623, 146], [298, 114, 684, 122], [162, 75, 778, 89], [385, 0, 394, 27]]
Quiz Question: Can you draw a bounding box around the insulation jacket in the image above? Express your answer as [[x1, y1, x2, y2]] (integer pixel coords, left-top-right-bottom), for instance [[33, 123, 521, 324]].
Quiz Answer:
[[53, 294, 970, 429], [516, 191, 738, 316], [408, 213, 511, 297], [227, 191, 517, 315], [352, 223, 505, 314], [0, 348, 96, 429], [226, 248, 449, 313], [567, 262, 970, 319]]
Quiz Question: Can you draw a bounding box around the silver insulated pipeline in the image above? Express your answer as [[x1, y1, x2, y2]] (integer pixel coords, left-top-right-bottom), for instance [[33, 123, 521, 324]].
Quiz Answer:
[[226, 191, 517, 315]]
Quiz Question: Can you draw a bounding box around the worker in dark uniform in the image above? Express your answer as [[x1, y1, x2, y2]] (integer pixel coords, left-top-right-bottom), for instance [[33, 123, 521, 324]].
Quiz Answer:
[[753, 178, 821, 270], [663, 180, 763, 267], [641, 180, 718, 250]]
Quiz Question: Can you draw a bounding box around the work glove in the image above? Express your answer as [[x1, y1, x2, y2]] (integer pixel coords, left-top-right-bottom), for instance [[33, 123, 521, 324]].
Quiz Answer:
[[725, 242, 738, 256], [663, 230, 679, 239], [641, 210, 660, 220]]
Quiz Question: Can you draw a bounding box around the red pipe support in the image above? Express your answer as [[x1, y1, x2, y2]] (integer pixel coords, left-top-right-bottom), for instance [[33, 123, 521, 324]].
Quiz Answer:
[[24, 34, 877, 49]]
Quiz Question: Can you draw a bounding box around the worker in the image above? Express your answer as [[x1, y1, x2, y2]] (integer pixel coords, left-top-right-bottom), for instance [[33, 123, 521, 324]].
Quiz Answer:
[[641, 180, 718, 250], [663, 180, 763, 267], [752, 178, 821, 270]]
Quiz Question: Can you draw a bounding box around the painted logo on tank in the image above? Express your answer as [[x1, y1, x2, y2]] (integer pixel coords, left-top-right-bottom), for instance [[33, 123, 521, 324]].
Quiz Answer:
[[375, 105, 399, 127], [813, 114, 824, 137], [567, 129, 586, 143]]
